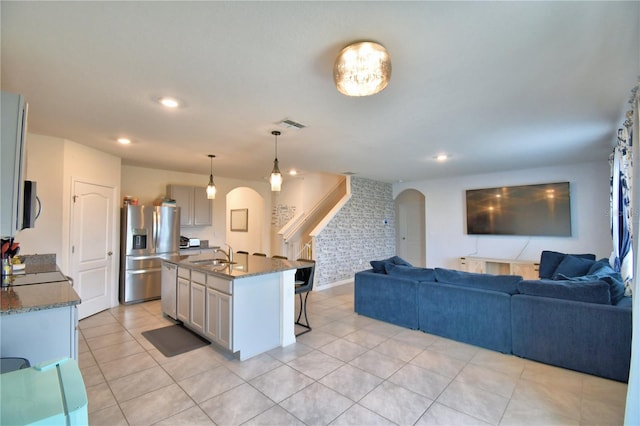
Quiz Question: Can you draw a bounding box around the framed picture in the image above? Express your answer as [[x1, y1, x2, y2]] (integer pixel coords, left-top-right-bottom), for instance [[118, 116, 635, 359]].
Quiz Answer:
[[230, 208, 248, 232]]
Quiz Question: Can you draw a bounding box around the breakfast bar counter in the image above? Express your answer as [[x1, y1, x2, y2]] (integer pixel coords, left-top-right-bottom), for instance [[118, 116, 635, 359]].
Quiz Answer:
[[162, 253, 313, 360], [1, 262, 81, 364]]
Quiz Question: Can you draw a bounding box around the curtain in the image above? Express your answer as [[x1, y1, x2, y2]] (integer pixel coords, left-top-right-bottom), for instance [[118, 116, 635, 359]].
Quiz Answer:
[[624, 85, 638, 426], [610, 125, 634, 296]]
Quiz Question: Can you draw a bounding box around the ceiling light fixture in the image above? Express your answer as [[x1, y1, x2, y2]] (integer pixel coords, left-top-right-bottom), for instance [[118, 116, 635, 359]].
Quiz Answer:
[[117, 137, 131, 145], [159, 97, 180, 108], [206, 154, 216, 199], [270, 131, 283, 192], [334, 41, 391, 97]]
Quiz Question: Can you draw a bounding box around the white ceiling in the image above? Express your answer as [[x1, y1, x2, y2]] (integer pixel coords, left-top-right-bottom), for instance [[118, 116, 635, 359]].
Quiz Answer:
[[1, 1, 638, 183]]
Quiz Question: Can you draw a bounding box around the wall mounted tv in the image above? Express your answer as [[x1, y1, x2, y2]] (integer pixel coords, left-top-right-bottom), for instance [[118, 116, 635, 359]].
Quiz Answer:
[[466, 182, 571, 237]]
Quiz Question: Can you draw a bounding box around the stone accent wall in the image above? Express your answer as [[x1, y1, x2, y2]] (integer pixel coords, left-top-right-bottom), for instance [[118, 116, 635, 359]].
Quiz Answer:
[[314, 177, 395, 287]]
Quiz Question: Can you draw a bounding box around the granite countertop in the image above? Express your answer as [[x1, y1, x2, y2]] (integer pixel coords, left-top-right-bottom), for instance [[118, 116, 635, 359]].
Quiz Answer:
[[1, 264, 81, 315], [164, 252, 313, 279]]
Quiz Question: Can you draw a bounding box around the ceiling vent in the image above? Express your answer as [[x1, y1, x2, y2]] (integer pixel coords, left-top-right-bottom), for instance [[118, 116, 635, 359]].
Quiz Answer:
[[277, 118, 307, 130]]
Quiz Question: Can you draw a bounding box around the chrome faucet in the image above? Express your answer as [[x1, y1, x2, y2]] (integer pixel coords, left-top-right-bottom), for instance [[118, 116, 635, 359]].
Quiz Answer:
[[214, 244, 233, 263]]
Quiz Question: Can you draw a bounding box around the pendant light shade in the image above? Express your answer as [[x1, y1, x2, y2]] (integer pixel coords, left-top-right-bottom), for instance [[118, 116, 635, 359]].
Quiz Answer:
[[270, 131, 283, 192], [334, 41, 391, 97], [206, 154, 216, 199]]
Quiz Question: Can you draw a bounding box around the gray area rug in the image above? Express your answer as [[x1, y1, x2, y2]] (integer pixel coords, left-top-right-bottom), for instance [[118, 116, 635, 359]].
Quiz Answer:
[[142, 324, 210, 357]]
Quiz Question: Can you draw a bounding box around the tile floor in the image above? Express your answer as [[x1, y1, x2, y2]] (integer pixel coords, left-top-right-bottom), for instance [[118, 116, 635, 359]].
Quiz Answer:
[[79, 283, 627, 425]]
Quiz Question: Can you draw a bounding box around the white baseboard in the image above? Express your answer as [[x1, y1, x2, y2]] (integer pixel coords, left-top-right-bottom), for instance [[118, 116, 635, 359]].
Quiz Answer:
[[315, 278, 354, 292]]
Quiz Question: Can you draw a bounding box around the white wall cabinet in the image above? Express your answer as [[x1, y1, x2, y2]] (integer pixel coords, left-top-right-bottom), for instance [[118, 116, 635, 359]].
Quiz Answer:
[[459, 256, 539, 280], [167, 184, 212, 227], [1, 91, 28, 237]]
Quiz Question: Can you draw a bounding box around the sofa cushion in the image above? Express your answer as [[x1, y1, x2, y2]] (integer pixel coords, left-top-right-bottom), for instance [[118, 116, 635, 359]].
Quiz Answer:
[[434, 268, 521, 295], [370, 256, 413, 273], [517, 279, 611, 304], [559, 260, 627, 305], [385, 264, 435, 281], [538, 251, 596, 279], [552, 255, 596, 279]]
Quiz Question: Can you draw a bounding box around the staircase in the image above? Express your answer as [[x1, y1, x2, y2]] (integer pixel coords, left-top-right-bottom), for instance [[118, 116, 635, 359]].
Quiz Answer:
[[278, 176, 349, 260]]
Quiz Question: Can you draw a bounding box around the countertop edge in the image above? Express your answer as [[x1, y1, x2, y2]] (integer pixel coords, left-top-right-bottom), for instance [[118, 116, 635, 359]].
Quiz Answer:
[[1, 298, 81, 316]]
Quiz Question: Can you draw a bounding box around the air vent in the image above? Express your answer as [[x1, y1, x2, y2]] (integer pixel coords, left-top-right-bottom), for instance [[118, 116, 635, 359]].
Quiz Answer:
[[278, 118, 307, 130], [342, 171, 358, 176]]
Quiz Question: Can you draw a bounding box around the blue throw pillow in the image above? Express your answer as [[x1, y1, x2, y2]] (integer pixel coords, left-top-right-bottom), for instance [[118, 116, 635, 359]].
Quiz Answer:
[[577, 260, 626, 304], [385, 263, 435, 281], [370, 256, 413, 273], [434, 268, 521, 295], [552, 255, 595, 279], [538, 251, 595, 279], [517, 279, 611, 304]]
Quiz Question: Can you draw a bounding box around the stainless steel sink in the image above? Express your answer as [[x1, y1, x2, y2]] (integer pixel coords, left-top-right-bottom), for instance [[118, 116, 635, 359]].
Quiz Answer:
[[191, 259, 237, 266]]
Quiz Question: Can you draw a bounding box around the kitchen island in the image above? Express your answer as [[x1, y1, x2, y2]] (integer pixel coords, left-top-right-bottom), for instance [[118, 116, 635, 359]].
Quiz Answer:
[[162, 253, 313, 360], [1, 262, 81, 365]]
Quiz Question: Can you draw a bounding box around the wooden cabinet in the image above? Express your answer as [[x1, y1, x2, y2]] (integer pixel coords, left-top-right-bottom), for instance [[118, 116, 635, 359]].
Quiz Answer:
[[205, 274, 233, 350], [177, 267, 190, 323], [167, 184, 212, 227], [459, 257, 539, 280]]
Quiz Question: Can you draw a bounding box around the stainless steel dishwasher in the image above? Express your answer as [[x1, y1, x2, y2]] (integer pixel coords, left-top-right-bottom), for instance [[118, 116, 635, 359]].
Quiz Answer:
[[160, 261, 178, 319]]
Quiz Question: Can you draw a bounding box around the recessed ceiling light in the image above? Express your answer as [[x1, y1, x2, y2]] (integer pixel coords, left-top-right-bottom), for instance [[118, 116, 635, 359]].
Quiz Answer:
[[289, 169, 298, 176], [117, 138, 131, 145], [158, 97, 180, 108], [435, 154, 449, 162]]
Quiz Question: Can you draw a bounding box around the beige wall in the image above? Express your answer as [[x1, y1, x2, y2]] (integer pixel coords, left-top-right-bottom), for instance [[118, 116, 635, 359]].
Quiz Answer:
[[16, 133, 122, 278], [15, 134, 65, 261]]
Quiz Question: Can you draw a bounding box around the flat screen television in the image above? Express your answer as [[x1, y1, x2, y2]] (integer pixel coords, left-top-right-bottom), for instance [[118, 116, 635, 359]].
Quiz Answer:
[[466, 182, 571, 236]]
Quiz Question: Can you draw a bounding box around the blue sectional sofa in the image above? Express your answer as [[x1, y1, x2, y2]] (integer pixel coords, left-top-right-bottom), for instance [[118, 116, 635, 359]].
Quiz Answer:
[[354, 252, 632, 382]]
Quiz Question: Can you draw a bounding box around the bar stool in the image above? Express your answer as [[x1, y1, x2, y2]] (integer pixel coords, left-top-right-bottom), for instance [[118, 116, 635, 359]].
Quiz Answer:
[[294, 259, 315, 336], [236, 251, 249, 255], [253, 252, 267, 257]]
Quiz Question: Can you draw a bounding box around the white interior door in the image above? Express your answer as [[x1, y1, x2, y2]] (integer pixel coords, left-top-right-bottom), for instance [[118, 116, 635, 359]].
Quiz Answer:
[[397, 199, 425, 267], [70, 180, 115, 319]]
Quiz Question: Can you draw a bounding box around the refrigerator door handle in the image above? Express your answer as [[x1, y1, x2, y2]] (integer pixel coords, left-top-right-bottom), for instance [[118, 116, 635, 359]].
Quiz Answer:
[[153, 209, 158, 250]]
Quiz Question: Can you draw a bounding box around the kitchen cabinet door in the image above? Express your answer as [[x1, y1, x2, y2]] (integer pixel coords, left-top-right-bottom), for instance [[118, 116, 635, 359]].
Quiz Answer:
[[177, 276, 190, 323], [167, 184, 212, 227], [168, 185, 193, 227], [190, 281, 205, 333], [205, 287, 232, 350], [193, 187, 212, 226]]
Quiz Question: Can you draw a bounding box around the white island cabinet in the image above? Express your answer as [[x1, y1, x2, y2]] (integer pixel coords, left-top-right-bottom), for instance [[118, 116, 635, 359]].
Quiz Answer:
[[205, 275, 232, 350], [1, 266, 81, 365], [162, 254, 305, 360]]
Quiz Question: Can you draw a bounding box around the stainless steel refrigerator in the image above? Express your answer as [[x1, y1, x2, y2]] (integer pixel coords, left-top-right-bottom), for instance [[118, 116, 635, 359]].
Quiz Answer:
[[119, 205, 180, 304]]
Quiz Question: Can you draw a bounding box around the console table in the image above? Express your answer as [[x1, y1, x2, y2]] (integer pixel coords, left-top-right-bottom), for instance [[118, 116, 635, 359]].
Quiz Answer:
[[459, 256, 539, 280]]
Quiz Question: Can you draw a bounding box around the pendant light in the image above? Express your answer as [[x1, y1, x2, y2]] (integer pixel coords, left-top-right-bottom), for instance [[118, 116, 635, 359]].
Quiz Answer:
[[206, 154, 217, 199], [270, 131, 283, 192]]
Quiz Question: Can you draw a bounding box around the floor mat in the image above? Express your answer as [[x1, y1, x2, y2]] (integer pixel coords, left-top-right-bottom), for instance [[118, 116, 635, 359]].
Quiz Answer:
[[142, 324, 210, 357]]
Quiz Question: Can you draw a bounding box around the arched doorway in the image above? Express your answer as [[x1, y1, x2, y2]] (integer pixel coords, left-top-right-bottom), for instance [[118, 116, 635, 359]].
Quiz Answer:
[[395, 189, 426, 267], [226, 187, 266, 255]]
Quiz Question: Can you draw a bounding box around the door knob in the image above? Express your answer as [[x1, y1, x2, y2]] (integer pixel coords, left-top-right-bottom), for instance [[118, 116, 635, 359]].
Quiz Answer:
[[107, 251, 113, 256]]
